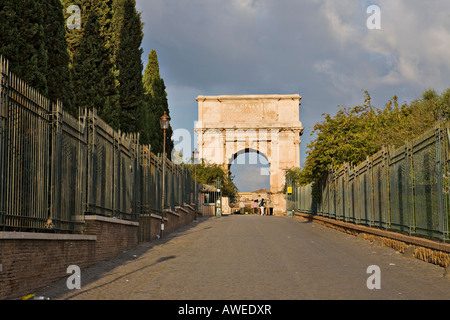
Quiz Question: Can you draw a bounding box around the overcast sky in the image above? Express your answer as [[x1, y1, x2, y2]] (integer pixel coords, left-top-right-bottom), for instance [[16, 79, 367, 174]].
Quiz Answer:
[[135, 0, 450, 192]]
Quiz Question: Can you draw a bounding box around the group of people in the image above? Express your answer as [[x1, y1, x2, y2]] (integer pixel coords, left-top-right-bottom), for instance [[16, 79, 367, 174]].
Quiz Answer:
[[238, 198, 273, 215], [252, 198, 271, 215]]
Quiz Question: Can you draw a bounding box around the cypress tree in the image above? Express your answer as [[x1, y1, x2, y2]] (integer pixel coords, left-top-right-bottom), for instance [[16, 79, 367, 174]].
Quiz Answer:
[[138, 93, 159, 149], [42, 0, 75, 115], [112, 0, 146, 135], [62, 0, 120, 129], [142, 50, 162, 98], [71, 12, 120, 130], [0, 0, 48, 96], [142, 50, 174, 157]]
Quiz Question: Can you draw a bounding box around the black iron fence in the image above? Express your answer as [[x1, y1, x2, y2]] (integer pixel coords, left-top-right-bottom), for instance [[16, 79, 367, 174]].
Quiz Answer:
[[288, 123, 450, 242], [0, 56, 197, 233]]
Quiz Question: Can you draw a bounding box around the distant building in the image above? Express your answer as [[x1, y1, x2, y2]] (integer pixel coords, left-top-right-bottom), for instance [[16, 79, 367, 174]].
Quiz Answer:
[[237, 189, 270, 205]]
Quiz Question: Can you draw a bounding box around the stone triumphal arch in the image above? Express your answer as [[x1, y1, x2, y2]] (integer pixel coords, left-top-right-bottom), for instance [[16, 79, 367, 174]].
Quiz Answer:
[[194, 95, 304, 215]]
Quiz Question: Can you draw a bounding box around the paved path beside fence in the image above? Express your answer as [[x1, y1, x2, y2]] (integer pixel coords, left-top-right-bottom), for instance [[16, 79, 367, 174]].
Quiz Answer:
[[35, 215, 450, 300]]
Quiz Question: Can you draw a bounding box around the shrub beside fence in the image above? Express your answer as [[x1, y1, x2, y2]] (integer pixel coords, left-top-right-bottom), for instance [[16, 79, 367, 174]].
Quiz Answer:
[[288, 124, 450, 242], [0, 56, 197, 237]]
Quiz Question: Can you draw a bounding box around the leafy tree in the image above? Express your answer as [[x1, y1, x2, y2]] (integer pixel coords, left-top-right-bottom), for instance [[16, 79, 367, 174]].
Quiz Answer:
[[284, 167, 304, 188], [437, 88, 450, 120], [292, 89, 442, 201], [187, 161, 239, 200], [299, 91, 378, 191], [422, 88, 439, 101], [375, 94, 437, 148]]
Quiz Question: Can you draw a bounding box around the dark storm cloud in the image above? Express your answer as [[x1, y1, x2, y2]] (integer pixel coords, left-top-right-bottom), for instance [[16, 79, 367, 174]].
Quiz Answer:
[[135, 0, 450, 190]]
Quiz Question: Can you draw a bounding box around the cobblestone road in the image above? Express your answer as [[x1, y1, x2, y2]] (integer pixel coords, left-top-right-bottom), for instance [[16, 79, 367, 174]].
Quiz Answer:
[[36, 215, 449, 300]]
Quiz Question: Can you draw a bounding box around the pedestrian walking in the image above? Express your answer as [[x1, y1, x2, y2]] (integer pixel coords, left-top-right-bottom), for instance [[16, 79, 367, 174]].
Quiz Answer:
[[239, 200, 245, 214], [252, 200, 258, 214], [259, 198, 265, 215]]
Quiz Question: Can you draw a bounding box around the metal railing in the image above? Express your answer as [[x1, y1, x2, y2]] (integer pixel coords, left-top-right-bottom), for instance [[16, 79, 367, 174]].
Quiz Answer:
[[0, 56, 198, 233], [288, 123, 450, 242]]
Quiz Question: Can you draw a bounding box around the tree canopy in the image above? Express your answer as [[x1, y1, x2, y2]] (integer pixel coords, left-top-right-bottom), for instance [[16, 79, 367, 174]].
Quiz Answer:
[[187, 161, 239, 201]]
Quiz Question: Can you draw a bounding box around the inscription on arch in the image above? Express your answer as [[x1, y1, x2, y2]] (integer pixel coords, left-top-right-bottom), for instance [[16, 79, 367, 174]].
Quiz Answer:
[[221, 102, 278, 122]]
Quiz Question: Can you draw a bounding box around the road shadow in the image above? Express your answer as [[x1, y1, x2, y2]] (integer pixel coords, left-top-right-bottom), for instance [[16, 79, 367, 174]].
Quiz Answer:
[[33, 217, 215, 300], [58, 254, 177, 300]]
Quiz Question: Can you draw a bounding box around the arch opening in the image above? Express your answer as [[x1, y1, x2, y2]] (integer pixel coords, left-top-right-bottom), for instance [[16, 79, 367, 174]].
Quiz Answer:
[[228, 149, 270, 193]]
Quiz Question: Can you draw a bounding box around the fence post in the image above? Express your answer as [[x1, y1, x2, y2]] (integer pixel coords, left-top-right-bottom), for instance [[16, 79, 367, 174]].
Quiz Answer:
[[368, 156, 374, 227], [113, 130, 120, 218], [406, 141, 415, 236], [86, 109, 95, 215], [0, 57, 9, 229], [355, 165, 361, 225], [383, 146, 390, 230], [76, 109, 88, 231], [444, 126, 450, 241], [50, 100, 63, 230], [132, 134, 141, 220], [436, 125, 447, 241], [343, 163, 350, 222], [386, 146, 391, 230]]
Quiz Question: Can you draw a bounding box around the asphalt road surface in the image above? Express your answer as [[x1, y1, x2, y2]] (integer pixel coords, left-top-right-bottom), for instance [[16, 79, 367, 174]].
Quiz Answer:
[[36, 214, 449, 300]]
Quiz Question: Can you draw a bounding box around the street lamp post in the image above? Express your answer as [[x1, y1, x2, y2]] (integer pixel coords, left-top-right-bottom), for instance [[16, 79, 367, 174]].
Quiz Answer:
[[160, 111, 170, 238], [192, 148, 199, 220]]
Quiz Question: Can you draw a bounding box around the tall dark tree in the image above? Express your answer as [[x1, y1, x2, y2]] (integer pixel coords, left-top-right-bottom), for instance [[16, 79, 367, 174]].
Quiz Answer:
[[0, 0, 48, 95], [112, 0, 146, 134], [42, 0, 75, 115], [71, 13, 120, 129], [62, 0, 120, 129], [142, 50, 174, 157]]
